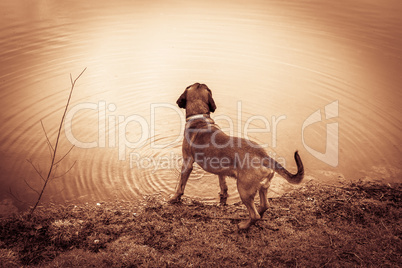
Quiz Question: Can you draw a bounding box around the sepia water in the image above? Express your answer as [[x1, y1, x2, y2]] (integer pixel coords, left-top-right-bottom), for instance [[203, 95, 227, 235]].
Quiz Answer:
[[1, 0, 401, 213]]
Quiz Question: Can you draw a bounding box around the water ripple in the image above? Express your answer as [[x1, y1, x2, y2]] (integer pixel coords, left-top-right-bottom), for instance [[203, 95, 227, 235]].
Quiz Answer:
[[0, 0, 401, 210]]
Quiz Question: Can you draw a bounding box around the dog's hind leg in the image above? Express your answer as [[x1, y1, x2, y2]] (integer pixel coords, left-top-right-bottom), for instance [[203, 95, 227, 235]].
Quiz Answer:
[[237, 178, 260, 230], [258, 187, 269, 217], [218, 175, 228, 205], [169, 157, 194, 203], [258, 171, 274, 217]]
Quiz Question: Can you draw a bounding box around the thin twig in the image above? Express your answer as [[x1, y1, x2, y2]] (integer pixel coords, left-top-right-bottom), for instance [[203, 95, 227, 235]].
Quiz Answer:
[[53, 145, 75, 166], [51, 162, 59, 181], [23, 179, 40, 196], [26, 159, 45, 182], [29, 68, 86, 217], [7, 187, 25, 204], [40, 120, 54, 152], [53, 161, 77, 179], [44, 141, 53, 161]]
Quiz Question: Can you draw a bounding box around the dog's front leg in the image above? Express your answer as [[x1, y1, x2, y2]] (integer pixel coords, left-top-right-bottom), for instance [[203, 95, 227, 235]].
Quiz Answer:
[[169, 156, 194, 203], [219, 175, 228, 205]]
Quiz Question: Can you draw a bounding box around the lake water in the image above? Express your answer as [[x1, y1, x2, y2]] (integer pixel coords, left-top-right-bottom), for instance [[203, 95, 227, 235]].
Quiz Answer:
[[0, 0, 401, 213]]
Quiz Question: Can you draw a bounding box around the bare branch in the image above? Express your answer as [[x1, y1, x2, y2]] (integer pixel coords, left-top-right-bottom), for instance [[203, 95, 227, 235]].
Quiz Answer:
[[26, 159, 45, 182], [28, 67, 86, 217], [45, 141, 54, 161], [71, 68, 87, 86], [51, 163, 59, 181], [40, 120, 54, 152], [53, 145, 75, 166], [7, 187, 26, 204], [24, 179, 40, 196], [53, 161, 77, 179]]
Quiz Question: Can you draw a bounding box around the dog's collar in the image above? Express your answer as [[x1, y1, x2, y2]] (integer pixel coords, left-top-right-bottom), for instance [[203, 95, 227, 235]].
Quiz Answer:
[[185, 113, 217, 130], [186, 114, 210, 122]]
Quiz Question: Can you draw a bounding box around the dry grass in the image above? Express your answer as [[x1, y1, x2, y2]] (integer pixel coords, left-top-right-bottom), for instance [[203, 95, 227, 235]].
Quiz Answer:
[[0, 181, 401, 267]]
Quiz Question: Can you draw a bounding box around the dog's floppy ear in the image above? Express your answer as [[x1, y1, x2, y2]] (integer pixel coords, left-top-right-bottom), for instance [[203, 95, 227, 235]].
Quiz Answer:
[[206, 87, 217, 113], [176, 89, 187, 109]]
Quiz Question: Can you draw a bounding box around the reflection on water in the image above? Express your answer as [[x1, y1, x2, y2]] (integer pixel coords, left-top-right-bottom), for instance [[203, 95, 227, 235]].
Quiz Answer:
[[0, 0, 401, 212]]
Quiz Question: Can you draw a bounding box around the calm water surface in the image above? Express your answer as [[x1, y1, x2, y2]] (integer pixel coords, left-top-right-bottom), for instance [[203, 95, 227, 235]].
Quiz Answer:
[[0, 0, 401, 212]]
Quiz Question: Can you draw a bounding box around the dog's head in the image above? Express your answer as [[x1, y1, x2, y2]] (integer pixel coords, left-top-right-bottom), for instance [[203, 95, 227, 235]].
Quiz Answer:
[[177, 83, 216, 117]]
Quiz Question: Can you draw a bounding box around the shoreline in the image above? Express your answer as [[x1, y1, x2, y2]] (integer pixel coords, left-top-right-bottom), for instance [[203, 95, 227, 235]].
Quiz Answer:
[[0, 180, 401, 267]]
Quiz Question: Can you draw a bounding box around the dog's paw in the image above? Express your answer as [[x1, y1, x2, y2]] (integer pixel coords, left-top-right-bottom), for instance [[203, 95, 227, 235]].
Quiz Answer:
[[238, 218, 258, 230], [168, 195, 182, 204], [219, 193, 228, 206], [238, 220, 252, 230]]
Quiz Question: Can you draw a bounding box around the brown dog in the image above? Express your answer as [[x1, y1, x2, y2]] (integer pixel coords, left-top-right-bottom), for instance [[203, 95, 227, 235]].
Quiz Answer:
[[169, 83, 304, 229]]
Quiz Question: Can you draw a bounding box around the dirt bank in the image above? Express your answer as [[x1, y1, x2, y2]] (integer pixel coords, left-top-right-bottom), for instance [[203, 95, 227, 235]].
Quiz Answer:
[[0, 180, 400, 267]]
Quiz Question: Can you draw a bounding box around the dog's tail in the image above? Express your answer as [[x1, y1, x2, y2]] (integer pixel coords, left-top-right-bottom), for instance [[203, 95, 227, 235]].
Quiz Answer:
[[271, 151, 304, 184]]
